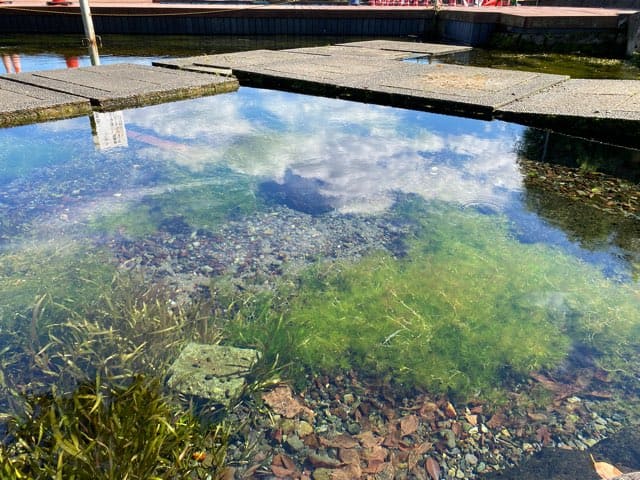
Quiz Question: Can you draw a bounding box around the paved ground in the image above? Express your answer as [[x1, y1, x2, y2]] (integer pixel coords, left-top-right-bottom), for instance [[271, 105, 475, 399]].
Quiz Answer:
[[0, 63, 238, 127]]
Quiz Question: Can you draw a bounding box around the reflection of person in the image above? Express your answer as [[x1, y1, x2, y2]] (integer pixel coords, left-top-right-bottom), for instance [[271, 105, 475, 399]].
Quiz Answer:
[[2, 53, 21, 74]]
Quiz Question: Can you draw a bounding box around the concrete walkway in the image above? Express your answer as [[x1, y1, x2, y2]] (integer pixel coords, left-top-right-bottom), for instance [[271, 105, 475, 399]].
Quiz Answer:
[[156, 40, 640, 148], [0, 63, 238, 127], [1, 40, 639, 148]]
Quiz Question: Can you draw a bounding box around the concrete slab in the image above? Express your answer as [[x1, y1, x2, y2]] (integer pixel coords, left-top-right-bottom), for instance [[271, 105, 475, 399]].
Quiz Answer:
[[0, 77, 90, 127], [231, 57, 567, 118], [344, 63, 569, 117], [8, 63, 238, 111], [497, 79, 640, 148], [336, 40, 473, 56], [234, 55, 400, 84], [188, 50, 316, 70], [283, 45, 410, 60]]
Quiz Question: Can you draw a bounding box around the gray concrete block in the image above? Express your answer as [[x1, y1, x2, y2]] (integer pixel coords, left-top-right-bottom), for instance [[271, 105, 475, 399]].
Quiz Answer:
[[0, 77, 90, 127], [336, 40, 473, 56]]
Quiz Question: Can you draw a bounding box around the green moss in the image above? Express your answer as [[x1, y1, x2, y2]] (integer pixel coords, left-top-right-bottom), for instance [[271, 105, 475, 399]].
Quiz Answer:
[[234, 198, 640, 400]]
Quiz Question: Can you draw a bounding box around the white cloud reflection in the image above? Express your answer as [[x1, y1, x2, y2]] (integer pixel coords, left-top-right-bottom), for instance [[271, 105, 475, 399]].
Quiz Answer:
[[122, 89, 525, 214]]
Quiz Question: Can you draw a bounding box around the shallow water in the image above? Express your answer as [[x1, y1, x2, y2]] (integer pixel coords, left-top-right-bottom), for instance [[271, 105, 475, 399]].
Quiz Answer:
[[1, 36, 640, 476]]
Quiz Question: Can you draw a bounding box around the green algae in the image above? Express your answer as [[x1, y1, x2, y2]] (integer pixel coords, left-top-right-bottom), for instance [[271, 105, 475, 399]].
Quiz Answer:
[[0, 243, 116, 331], [88, 176, 258, 237], [226, 197, 640, 400], [442, 50, 640, 79]]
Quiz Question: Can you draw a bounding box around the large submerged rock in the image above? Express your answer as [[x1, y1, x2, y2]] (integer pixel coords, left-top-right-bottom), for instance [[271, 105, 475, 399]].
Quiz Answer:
[[167, 343, 260, 406]]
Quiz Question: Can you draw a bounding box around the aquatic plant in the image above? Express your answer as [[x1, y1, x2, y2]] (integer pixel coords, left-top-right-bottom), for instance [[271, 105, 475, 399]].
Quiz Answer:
[[88, 174, 257, 237], [0, 375, 230, 480], [227, 197, 640, 400], [0, 244, 241, 477]]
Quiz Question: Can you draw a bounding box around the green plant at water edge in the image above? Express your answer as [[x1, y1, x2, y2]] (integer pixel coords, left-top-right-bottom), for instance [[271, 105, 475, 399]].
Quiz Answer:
[[0, 374, 230, 480], [253, 198, 640, 399]]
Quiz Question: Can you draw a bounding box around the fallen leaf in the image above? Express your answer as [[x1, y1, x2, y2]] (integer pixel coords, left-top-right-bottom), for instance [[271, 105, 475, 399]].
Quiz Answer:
[[414, 441, 433, 455], [363, 445, 388, 463], [382, 427, 401, 448], [271, 453, 298, 478], [320, 434, 359, 449], [273, 453, 296, 471], [362, 460, 389, 474], [535, 426, 552, 446], [443, 402, 457, 419], [400, 414, 419, 436], [332, 464, 363, 479], [527, 412, 548, 422], [263, 386, 314, 419], [307, 453, 342, 469], [338, 448, 360, 465], [451, 421, 462, 438], [591, 454, 623, 480], [486, 412, 507, 429], [426, 456, 440, 480], [418, 401, 438, 418], [464, 413, 478, 426], [357, 430, 383, 448]]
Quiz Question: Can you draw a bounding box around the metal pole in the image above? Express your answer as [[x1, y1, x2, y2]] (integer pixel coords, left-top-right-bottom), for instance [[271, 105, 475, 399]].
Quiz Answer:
[[78, 0, 100, 66]]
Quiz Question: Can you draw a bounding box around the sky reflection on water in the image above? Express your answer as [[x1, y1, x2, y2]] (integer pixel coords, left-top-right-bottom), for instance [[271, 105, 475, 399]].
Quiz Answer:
[[1, 86, 639, 285]]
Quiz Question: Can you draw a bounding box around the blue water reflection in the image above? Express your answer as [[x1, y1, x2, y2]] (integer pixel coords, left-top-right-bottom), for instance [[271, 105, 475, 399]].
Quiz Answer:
[[1, 87, 638, 283]]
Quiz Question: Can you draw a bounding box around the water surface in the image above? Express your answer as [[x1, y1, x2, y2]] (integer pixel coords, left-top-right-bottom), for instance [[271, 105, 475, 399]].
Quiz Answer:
[[1, 36, 640, 477]]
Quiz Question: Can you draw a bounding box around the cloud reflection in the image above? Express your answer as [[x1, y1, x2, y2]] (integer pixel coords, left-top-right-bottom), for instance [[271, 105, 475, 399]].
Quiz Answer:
[[124, 89, 525, 214]]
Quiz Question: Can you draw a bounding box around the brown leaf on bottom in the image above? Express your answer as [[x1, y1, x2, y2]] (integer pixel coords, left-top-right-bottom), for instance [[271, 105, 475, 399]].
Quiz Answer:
[[357, 430, 383, 448], [338, 448, 360, 465], [320, 434, 359, 449], [263, 385, 315, 419], [426, 456, 440, 480], [400, 414, 420, 436], [591, 455, 623, 480]]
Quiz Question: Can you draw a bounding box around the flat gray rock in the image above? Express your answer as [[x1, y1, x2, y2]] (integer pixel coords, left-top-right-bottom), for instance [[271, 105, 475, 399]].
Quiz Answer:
[[167, 343, 260, 406], [0, 77, 90, 127], [336, 40, 472, 56]]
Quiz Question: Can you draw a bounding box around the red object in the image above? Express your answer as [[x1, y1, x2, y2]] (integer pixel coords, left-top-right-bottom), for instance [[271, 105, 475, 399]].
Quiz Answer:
[[65, 56, 79, 68]]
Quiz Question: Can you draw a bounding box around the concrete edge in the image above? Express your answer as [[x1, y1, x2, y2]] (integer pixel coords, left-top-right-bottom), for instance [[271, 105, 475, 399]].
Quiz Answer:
[[0, 102, 92, 129], [495, 110, 640, 149]]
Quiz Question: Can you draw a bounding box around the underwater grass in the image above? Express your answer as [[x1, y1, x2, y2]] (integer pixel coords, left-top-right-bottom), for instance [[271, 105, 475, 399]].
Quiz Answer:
[[88, 175, 258, 238], [0, 244, 242, 477], [0, 375, 230, 480], [224, 197, 640, 400]]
